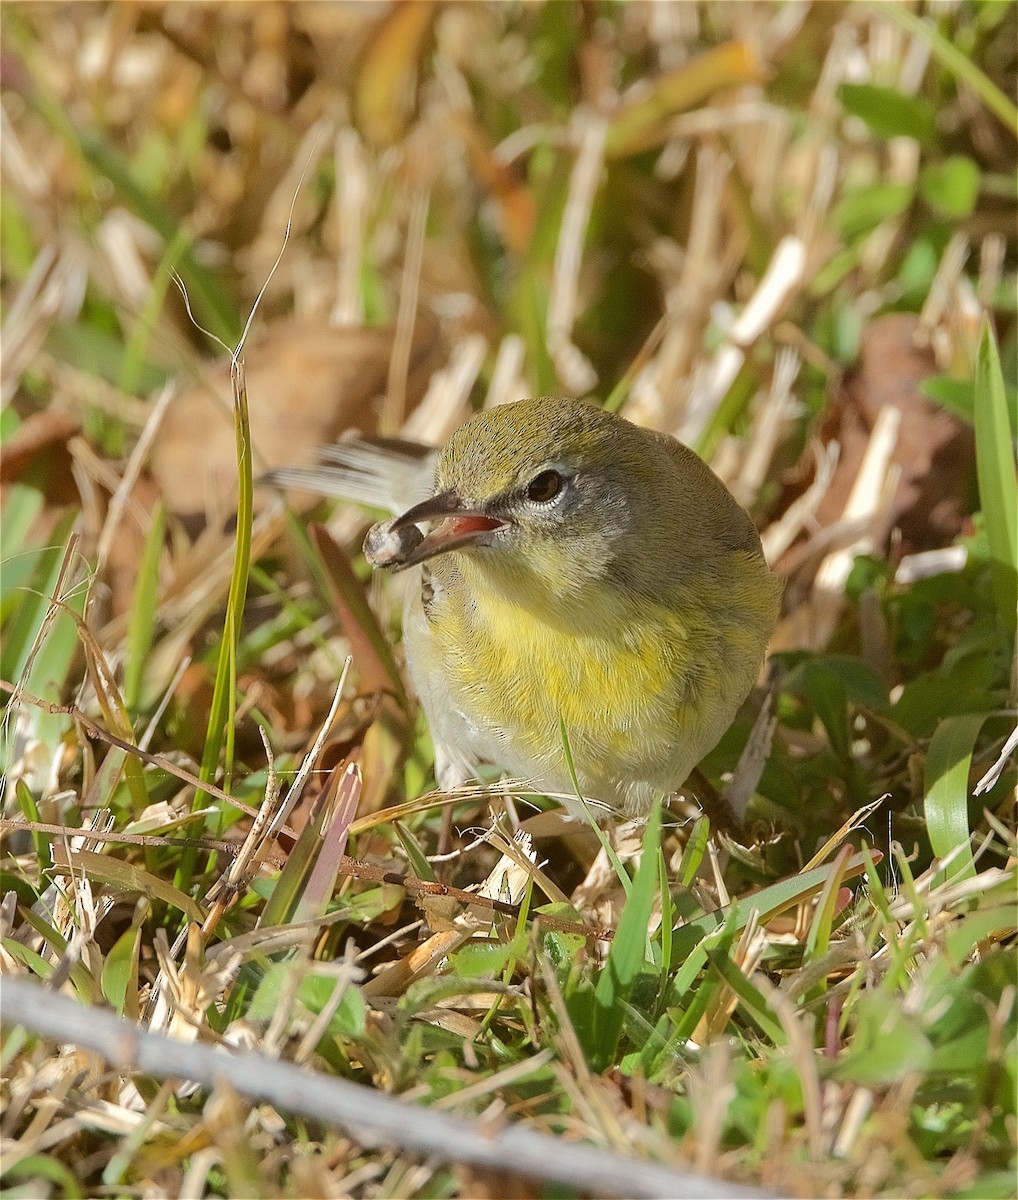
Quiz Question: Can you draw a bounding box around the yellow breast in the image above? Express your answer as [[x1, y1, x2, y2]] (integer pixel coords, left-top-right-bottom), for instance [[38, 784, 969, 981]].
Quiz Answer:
[[419, 553, 776, 808]]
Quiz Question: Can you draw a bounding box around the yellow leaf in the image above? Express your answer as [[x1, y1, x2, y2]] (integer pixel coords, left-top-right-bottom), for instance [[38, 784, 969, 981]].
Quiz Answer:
[[356, 1, 438, 146]]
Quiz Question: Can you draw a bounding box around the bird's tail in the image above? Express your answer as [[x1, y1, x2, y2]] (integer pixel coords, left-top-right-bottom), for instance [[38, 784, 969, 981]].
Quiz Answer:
[[262, 436, 436, 516]]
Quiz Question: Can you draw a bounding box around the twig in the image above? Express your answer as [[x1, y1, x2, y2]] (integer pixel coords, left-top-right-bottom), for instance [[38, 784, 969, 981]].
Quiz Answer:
[[547, 109, 605, 394], [0, 678, 294, 836], [807, 404, 902, 649], [677, 235, 806, 446], [0, 817, 234, 857], [332, 127, 369, 327], [336, 854, 612, 941], [95, 381, 175, 566], [974, 723, 1018, 796], [0, 820, 610, 940], [384, 184, 430, 433], [2, 977, 771, 1200]]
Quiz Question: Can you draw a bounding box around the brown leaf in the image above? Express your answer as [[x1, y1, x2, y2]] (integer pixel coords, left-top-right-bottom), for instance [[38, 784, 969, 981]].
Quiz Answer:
[[453, 1166, 542, 1200], [777, 313, 975, 575], [149, 317, 441, 521], [833, 314, 974, 554], [0, 409, 80, 504], [101, 473, 163, 620]]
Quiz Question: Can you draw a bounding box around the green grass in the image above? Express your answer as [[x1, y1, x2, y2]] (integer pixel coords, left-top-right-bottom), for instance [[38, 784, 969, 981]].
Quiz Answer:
[[1, 3, 1015, 1197]]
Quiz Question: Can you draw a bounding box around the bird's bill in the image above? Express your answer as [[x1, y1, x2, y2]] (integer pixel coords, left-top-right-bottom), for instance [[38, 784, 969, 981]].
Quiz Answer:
[[389, 490, 505, 569]]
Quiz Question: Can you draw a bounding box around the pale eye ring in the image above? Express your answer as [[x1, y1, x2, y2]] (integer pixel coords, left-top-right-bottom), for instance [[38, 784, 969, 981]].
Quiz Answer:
[[526, 469, 565, 503]]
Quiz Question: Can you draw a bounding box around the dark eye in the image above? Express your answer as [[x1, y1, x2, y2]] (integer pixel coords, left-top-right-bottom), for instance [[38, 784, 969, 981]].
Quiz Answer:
[[526, 469, 564, 503]]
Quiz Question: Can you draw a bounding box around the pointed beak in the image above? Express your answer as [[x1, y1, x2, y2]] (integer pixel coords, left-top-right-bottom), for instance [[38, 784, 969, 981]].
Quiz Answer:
[[386, 490, 506, 570]]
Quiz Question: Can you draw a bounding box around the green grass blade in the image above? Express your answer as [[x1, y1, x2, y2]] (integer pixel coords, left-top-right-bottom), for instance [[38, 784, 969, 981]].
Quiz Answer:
[[199, 360, 253, 807], [559, 718, 630, 896], [924, 713, 984, 883], [657, 848, 673, 983], [974, 320, 1018, 636], [803, 843, 853, 965], [100, 922, 142, 1017], [0, 481, 44, 588], [394, 821, 438, 883], [671, 909, 738, 1041], [802, 843, 854, 1002], [52, 846, 203, 923], [1, 1153, 85, 1200], [259, 802, 327, 930], [124, 500, 165, 713], [1, 528, 86, 780], [705, 948, 787, 1045], [14, 779, 52, 878], [0, 508, 79, 684], [592, 797, 661, 1068], [671, 848, 878, 961], [668, 918, 731, 1007], [677, 815, 710, 888]]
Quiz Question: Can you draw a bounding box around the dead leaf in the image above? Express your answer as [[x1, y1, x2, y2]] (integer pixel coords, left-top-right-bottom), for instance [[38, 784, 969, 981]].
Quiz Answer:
[[0, 409, 80, 504], [453, 1166, 541, 1200], [149, 317, 442, 522], [776, 313, 975, 578]]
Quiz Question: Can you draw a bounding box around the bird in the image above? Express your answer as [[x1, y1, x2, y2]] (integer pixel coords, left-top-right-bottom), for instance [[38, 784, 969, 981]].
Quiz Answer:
[[269, 397, 781, 819]]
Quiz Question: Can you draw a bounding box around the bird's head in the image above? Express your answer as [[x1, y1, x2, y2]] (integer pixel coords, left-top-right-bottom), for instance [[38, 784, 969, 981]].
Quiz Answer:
[[381, 397, 676, 605]]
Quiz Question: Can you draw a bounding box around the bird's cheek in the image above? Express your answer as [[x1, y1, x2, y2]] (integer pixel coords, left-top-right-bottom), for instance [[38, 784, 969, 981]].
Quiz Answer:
[[530, 532, 613, 592]]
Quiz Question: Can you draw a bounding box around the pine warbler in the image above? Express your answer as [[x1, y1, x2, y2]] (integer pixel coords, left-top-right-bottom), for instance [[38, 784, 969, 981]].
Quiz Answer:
[[274, 397, 781, 817]]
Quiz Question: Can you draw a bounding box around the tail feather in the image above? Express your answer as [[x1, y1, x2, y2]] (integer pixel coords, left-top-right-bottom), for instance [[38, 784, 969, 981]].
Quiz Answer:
[[262, 437, 437, 515]]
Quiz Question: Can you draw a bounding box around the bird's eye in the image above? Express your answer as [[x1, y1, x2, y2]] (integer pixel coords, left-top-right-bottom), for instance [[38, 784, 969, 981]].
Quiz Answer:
[[526, 469, 564, 503]]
